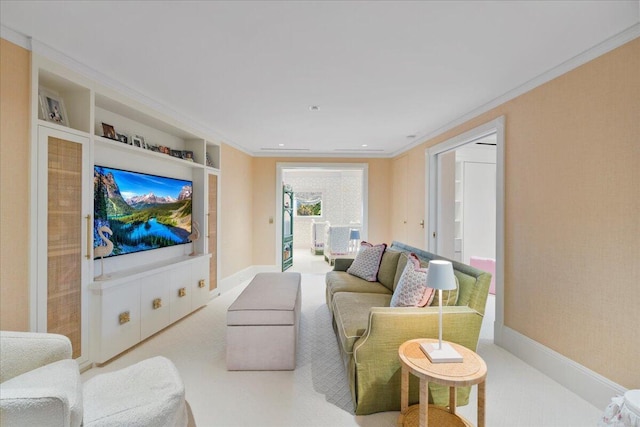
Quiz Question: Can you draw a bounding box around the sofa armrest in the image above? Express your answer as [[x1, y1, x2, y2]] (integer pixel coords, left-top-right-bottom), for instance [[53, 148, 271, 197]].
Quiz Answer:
[[333, 258, 355, 271], [351, 306, 483, 412], [0, 332, 72, 382], [353, 306, 483, 359], [0, 387, 71, 426]]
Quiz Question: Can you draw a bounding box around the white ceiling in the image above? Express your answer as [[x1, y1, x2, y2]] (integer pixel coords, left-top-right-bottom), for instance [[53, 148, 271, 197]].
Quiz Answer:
[[1, 1, 638, 157]]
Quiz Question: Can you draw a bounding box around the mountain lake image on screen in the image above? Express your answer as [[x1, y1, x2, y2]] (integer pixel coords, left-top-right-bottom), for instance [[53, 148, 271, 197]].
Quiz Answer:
[[93, 165, 193, 258]]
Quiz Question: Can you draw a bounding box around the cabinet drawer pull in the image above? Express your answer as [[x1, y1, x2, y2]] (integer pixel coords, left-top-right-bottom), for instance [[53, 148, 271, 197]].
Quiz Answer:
[[178, 287, 186, 297], [153, 298, 162, 309], [198, 279, 205, 288], [119, 311, 130, 325]]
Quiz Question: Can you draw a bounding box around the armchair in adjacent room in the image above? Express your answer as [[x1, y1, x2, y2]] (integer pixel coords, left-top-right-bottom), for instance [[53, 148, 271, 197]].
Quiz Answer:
[[0, 331, 192, 427]]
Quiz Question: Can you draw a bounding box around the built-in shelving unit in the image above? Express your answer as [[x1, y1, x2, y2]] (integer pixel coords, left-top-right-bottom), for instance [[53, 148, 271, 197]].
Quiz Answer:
[[454, 163, 463, 262], [30, 53, 222, 368]]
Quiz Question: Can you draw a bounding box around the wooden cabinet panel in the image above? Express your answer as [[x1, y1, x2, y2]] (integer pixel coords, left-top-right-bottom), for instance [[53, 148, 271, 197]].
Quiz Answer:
[[37, 127, 91, 366]]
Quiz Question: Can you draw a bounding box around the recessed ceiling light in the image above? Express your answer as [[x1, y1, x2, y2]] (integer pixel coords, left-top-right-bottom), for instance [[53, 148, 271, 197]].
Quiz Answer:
[[361, 144, 368, 147], [309, 105, 319, 111], [278, 143, 285, 147]]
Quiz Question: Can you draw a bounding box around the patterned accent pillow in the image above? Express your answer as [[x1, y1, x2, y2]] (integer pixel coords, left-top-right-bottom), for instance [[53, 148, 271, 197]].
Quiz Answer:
[[390, 253, 435, 307], [347, 241, 387, 282], [430, 275, 460, 306]]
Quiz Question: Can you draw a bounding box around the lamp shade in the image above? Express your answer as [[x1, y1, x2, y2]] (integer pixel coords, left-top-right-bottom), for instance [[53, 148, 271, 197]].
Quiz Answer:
[[425, 260, 456, 291], [349, 229, 360, 240]]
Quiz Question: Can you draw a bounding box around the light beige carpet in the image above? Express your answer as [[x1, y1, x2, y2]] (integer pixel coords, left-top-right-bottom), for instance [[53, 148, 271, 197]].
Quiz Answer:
[[82, 272, 602, 426]]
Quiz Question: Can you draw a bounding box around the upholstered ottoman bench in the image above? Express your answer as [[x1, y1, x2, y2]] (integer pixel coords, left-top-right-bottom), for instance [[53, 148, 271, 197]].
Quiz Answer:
[[226, 272, 301, 371]]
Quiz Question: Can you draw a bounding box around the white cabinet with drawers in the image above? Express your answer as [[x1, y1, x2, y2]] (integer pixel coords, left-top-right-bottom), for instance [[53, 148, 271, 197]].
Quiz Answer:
[[90, 254, 211, 364]]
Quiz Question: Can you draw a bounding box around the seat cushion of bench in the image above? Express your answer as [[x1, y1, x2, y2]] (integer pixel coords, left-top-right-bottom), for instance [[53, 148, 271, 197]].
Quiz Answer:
[[227, 272, 301, 326]]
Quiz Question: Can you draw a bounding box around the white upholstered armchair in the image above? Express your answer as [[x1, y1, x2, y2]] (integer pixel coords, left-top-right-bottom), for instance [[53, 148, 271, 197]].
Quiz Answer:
[[0, 331, 191, 427]]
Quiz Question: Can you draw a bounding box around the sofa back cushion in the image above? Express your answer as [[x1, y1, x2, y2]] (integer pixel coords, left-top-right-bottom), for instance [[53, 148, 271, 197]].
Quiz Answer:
[[388, 241, 492, 315], [377, 250, 401, 291], [430, 275, 459, 306]]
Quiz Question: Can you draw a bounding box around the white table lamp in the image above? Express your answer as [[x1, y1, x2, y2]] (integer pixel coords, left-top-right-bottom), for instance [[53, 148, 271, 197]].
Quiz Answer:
[[421, 260, 463, 363]]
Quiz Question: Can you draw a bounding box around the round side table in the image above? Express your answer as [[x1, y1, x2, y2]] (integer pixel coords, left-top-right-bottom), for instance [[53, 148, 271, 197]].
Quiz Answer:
[[397, 338, 487, 427]]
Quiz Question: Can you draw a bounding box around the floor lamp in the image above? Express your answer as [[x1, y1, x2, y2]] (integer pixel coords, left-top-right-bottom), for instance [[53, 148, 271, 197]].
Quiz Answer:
[[421, 260, 463, 363]]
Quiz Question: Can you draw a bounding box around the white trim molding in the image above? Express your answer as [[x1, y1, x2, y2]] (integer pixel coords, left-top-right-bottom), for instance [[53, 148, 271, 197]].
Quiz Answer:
[[1, 24, 31, 49], [426, 116, 505, 330], [498, 324, 627, 409]]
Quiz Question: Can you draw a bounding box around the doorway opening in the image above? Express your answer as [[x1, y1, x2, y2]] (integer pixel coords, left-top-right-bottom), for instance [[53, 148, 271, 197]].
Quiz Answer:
[[426, 117, 505, 343], [276, 163, 368, 273]]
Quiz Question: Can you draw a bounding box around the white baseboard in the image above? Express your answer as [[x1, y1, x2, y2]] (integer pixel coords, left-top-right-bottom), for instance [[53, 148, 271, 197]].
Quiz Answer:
[[495, 323, 625, 409], [218, 265, 279, 295]]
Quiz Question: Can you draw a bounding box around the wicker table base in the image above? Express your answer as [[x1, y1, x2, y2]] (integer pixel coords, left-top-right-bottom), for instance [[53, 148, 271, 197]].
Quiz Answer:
[[398, 404, 473, 427]]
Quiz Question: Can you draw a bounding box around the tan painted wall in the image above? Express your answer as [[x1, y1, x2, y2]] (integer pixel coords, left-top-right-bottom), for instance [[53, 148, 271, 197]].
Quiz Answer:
[[251, 157, 391, 266], [2, 34, 636, 389], [395, 39, 639, 388], [219, 144, 254, 278], [0, 39, 31, 331]]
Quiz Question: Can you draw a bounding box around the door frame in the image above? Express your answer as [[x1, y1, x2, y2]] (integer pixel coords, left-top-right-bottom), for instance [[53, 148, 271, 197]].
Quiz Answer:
[[425, 116, 505, 339], [275, 162, 368, 269]]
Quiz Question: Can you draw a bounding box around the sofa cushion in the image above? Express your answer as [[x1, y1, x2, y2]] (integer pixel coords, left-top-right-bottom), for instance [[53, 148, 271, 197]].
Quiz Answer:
[[377, 250, 402, 291], [0, 359, 83, 427], [332, 292, 392, 354], [347, 242, 387, 281], [430, 275, 460, 306], [390, 254, 434, 307], [326, 271, 392, 303]]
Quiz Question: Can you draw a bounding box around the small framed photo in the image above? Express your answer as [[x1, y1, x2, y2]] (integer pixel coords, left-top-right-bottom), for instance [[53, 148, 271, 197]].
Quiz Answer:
[[131, 135, 143, 148], [148, 144, 160, 152], [136, 135, 146, 148], [39, 88, 69, 127], [116, 132, 128, 144], [102, 123, 117, 140], [158, 145, 170, 155], [182, 150, 194, 161], [170, 149, 183, 158]]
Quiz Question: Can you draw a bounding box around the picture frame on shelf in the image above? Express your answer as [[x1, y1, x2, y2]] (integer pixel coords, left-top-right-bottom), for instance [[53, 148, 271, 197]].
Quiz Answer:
[[39, 88, 69, 127], [101, 123, 117, 140], [131, 135, 143, 148], [116, 132, 128, 144], [148, 145, 160, 152], [206, 152, 214, 167], [158, 145, 170, 155], [170, 149, 183, 158], [182, 150, 194, 161]]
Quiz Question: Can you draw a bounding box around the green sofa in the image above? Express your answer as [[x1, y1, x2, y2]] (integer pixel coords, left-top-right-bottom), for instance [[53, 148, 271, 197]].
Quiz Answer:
[[325, 241, 491, 415]]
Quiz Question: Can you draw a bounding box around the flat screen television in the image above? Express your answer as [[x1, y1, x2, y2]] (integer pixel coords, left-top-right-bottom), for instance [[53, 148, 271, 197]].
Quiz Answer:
[[93, 165, 192, 258]]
